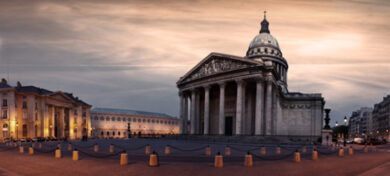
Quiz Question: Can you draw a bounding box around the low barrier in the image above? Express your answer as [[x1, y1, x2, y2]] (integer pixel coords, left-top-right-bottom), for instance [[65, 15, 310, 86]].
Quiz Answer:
[[0, 140, 382, 167]]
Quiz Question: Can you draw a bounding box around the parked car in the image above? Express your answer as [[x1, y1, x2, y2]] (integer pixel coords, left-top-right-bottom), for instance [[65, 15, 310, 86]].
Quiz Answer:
[[353, 137, 365, 144], [346, 138, 354, 144], [368, 138, 386, 145]]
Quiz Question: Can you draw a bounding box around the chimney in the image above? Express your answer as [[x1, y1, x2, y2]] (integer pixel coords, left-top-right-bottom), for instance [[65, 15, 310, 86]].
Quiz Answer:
[[17, 81, 22, 88], [1, 78, 6, 84]]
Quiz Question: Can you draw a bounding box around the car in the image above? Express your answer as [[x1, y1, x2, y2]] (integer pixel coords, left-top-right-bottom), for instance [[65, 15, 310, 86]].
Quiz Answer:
[[346, 138, 354, 144], [354, 137, 365, 144]]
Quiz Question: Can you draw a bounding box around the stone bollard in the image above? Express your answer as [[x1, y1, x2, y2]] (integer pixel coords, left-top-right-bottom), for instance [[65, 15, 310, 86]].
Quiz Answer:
[[19, 146, 24, 154], [214, 152, 223, 168], [339, 147, 344, 157], [205, 146, 211, 156], [276, 146, 281, 155], [39, 143, 42, 149], [94, 144, 99, 152], [110, 144, 114, 153], [120, 151, 128, 166], [312, 149, 318, 160], [55, 148, 62, 159], [29, 146, 34, 155], [244, 152, 253, 167], [145, 144, 151, 155], [302, 146, 307, 153], [225, 146, 231, 156], [149, 151, 159, 167], [261, 146, 266, 155], [165, 145, 170, 155], [295, 150, 300, 163], [349, 146, 354, 155], [73, 149, 79, 161], [68, 143, 72, 151]]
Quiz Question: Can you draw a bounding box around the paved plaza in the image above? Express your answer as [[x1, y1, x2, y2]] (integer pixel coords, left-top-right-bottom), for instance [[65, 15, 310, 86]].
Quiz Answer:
[[0, 138, 390, 176]]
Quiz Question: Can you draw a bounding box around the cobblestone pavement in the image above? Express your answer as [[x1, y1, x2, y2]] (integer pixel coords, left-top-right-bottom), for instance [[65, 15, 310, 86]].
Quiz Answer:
[[0, 139, 389, 176]]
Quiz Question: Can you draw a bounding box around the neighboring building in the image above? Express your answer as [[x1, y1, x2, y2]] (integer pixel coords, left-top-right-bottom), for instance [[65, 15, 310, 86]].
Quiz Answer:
[[0, 78, 91, 140], [372, 95, 390, 138], [90, 107, 179, 138], [176, 14, 325, 137], [348, 107, 373, 137]]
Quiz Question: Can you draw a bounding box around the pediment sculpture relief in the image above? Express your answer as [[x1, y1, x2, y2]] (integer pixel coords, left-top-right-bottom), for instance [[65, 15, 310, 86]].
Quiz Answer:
[[184, 58, 254, 82]]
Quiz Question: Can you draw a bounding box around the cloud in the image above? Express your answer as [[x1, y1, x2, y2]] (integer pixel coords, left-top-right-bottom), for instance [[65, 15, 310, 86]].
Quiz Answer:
[[0, 0, 389, 123]]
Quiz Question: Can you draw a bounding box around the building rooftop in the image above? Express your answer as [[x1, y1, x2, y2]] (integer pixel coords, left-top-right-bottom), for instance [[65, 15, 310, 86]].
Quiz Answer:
[[91, 107, 176, 119]]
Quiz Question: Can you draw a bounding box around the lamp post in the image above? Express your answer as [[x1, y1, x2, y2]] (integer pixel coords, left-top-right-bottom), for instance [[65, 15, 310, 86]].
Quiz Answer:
[[335, 121, 338, 127], [15, 122, 19, 140], [344, 116, 347, 125]]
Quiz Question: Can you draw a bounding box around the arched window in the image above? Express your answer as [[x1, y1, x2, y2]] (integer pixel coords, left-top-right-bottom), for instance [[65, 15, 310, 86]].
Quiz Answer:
[[112, 131, 115, 136], [100, 116, 104, 120], [101, 131, 104, 136], [3, 124, 8, 128], [106, 117, 110, 121], [118, 131, 121, 135], [107, 131, 109, 136], [111, 117, 115, 121], [117, 117, 120, 121]]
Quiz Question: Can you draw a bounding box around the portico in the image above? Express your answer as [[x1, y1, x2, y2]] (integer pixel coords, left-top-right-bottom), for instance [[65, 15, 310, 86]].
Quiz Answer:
[[177, 14, 325, 137]]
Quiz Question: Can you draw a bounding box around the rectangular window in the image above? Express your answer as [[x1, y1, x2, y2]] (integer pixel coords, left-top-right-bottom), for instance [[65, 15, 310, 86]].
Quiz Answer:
[[22, 101, 27, 109], [74, 110, 78, 115], [2, 110, 7, 119], [2, 99, 7, 107], [22, 111, 27, 120], [35, 112, 38, 121], [22, 124, 27, 137], [35, 102, 38, 110]]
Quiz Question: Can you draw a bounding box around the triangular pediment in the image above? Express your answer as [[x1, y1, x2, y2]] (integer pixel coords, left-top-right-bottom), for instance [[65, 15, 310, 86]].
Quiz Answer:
[[178, 52, 262, 84], [49, 92, 75, 103]]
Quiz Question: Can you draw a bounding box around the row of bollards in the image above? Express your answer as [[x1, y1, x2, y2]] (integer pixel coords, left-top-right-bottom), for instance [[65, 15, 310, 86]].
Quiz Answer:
[[13, 143, 377, 168]]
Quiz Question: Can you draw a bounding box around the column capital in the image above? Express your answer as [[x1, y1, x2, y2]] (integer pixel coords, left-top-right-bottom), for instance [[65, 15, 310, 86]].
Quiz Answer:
[[254, 77, 264, 83], [218, 81, 226, 88], [203, 84, 211, 90]]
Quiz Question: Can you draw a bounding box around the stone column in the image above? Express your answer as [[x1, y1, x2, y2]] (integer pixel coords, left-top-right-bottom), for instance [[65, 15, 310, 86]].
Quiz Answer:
[[43, 105, 49, 137], [50, 106, 55, 137], [203, 85, 210, 135], [218, 82, 226, 135], [195, 90, 200, 134], [255, 79, 264, 135], [235, 80, 244, 135], [179, 92, 185, 134], [61, 107, 65, 138], [190, 90, 196, 134], [265, 79, 273, 135], [183, 94, 188, 134]]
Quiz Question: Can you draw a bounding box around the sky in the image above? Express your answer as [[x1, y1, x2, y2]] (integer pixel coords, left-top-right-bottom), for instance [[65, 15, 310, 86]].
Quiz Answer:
[[0, 0, 389, 126]]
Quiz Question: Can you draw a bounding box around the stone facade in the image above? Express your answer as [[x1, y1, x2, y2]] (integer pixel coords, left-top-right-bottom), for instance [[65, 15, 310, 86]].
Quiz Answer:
[[0, 79, 91, 140], [372, 95, 390, 138], [177, 15, 325, 137], [90, 107, 179, 138], [348, 107, 373, 137]]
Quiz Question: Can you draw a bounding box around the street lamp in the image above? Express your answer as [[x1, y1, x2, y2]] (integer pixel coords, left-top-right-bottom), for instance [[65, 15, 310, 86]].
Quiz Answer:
[[344, 116, 347, 125], [335, 121, 338, 127], [15, 122, 19, 140]]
